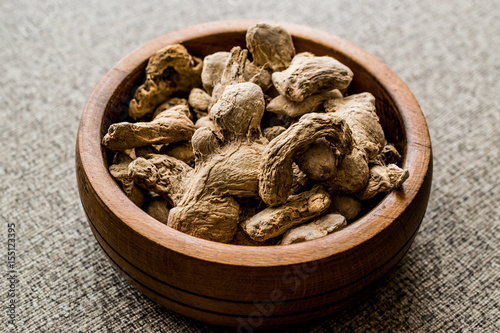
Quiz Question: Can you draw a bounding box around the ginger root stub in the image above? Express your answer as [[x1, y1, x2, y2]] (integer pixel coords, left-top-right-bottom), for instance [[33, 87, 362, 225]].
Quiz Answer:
[[102, 23, 409, 245]]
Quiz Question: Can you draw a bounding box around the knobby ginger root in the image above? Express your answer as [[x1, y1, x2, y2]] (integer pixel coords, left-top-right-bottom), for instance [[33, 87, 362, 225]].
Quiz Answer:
[[280, 213, 346, 245], [241, 186, 331, 242], [272, 52, 353, 102], [266, 89, 342, 118], [245, 23, 296, 72], [102, 105, 196, 151], [129, 44, 202, 119], [167, 82, 267, 243], [259, 112, 353, 207]]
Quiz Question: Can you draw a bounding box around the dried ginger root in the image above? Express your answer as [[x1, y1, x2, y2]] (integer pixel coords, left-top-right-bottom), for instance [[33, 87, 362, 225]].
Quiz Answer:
[[330, 194, 362, 221], [152, 97, 190, 120], [167, 81, 267, 243], [102, 105, 196, 151], [245, 23, 296, 72], [241, 185, 331, 242], [108, 153, 146, 207], [356, 163, 409, 200], [160, 141, 195, 166], [266, 89, 342, 118], [128, 154, 193, 206], [321, 93, 388, 193], [295, 138, 338, 181], [280, 213, 346, 245], [259, 112, 353, 207], [272, 52, 353, 102], [129, 44, 202, 119]]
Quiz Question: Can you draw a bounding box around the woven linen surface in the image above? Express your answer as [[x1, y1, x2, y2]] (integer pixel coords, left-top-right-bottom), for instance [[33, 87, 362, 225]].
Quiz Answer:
[[1, 0, 498, 332]]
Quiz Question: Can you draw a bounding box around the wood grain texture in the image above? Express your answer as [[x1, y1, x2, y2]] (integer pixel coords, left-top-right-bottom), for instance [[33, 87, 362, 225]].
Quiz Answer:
[[75, 20, 432, 329]]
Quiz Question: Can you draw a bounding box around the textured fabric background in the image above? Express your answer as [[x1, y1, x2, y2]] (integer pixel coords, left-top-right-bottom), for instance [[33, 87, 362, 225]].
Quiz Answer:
[[1, 0, 499, 332]]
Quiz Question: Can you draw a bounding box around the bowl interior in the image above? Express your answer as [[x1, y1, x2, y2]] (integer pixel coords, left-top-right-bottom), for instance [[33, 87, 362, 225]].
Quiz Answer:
[[100, 30, 407, 232]]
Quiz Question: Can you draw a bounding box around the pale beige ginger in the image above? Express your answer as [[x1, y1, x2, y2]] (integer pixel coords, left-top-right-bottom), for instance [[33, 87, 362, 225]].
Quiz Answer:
[[295, 137, 339, 181], [128, 44, 202, 119], [160, 141, 195, 166], [167, 81, 267, 243], [128, 154, 193, 206], [143, 196, 170, 225], [202, 50, 272, 99], [259, 112, 353, 207], [280, 213, 347, 245], [152, 97, 190, 120], [326, 148, 370, 193], [208, 47, 248, 112], [356, 163, 409, 201], [102, 105, 196, 151], [330, 194, 362, 221], [322, 92, 388, 193], [324, 92, 386, 160], [188, 88, 211, 119], [201, 52, 230, 95], [108, 152, 146, 207], [267, 89, 342, 118], [272, 52, 353, 102], [194, 116, 215, 129], [241, 185, 331, 242], [244, 61, 273, 92], [246, 23, 296, 72]]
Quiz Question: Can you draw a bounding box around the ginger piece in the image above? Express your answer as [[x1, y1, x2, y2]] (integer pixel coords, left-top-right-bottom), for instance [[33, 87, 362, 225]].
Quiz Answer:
[[244, 61, 273, 92], [295, 138, 338, 181], [330, 194, 362, 220], [322, 92, 388, 192], [152, 97, 190, 120], [160, 141, 195, 166], [208, 47, 248, 112], [102, 105, 196, 151], [246, 23, 295, 72], [280, 213, 346, 245], [324, 92, 385, 160], [241, 186, 331, 242], [326, 148, 370, 193], [356, 164, 409, 201], [259, 112, 353, 206], [188, 88, 211, 114], [201, 51, 230, 95], [168, 82, 267, 243], [108, 153, 146, 207], [128, 154, 193, 206], [202, 49, 272, 101], [194, 116, 215, 129], [262, 125, 286, 142], [267, 89, 342, 117], [272, 52, 353, 102], [128, 44, 202, 119], [144, 196, 170, 225]]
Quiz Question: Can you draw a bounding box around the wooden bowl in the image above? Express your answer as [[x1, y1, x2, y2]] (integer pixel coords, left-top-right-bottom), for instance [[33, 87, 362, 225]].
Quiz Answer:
[[76, 20, 432, 330]]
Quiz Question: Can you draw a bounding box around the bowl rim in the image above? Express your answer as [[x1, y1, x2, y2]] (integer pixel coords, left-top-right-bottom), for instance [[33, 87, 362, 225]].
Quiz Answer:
[[77, 19, 431, 267]]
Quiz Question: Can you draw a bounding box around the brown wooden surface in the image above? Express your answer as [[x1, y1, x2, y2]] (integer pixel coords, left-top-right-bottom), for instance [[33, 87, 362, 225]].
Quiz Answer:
[[75, 20, 432, 329]]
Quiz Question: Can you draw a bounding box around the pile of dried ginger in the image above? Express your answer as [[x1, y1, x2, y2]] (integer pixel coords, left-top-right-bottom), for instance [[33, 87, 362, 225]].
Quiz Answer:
[[103, 23, 409, 245]]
